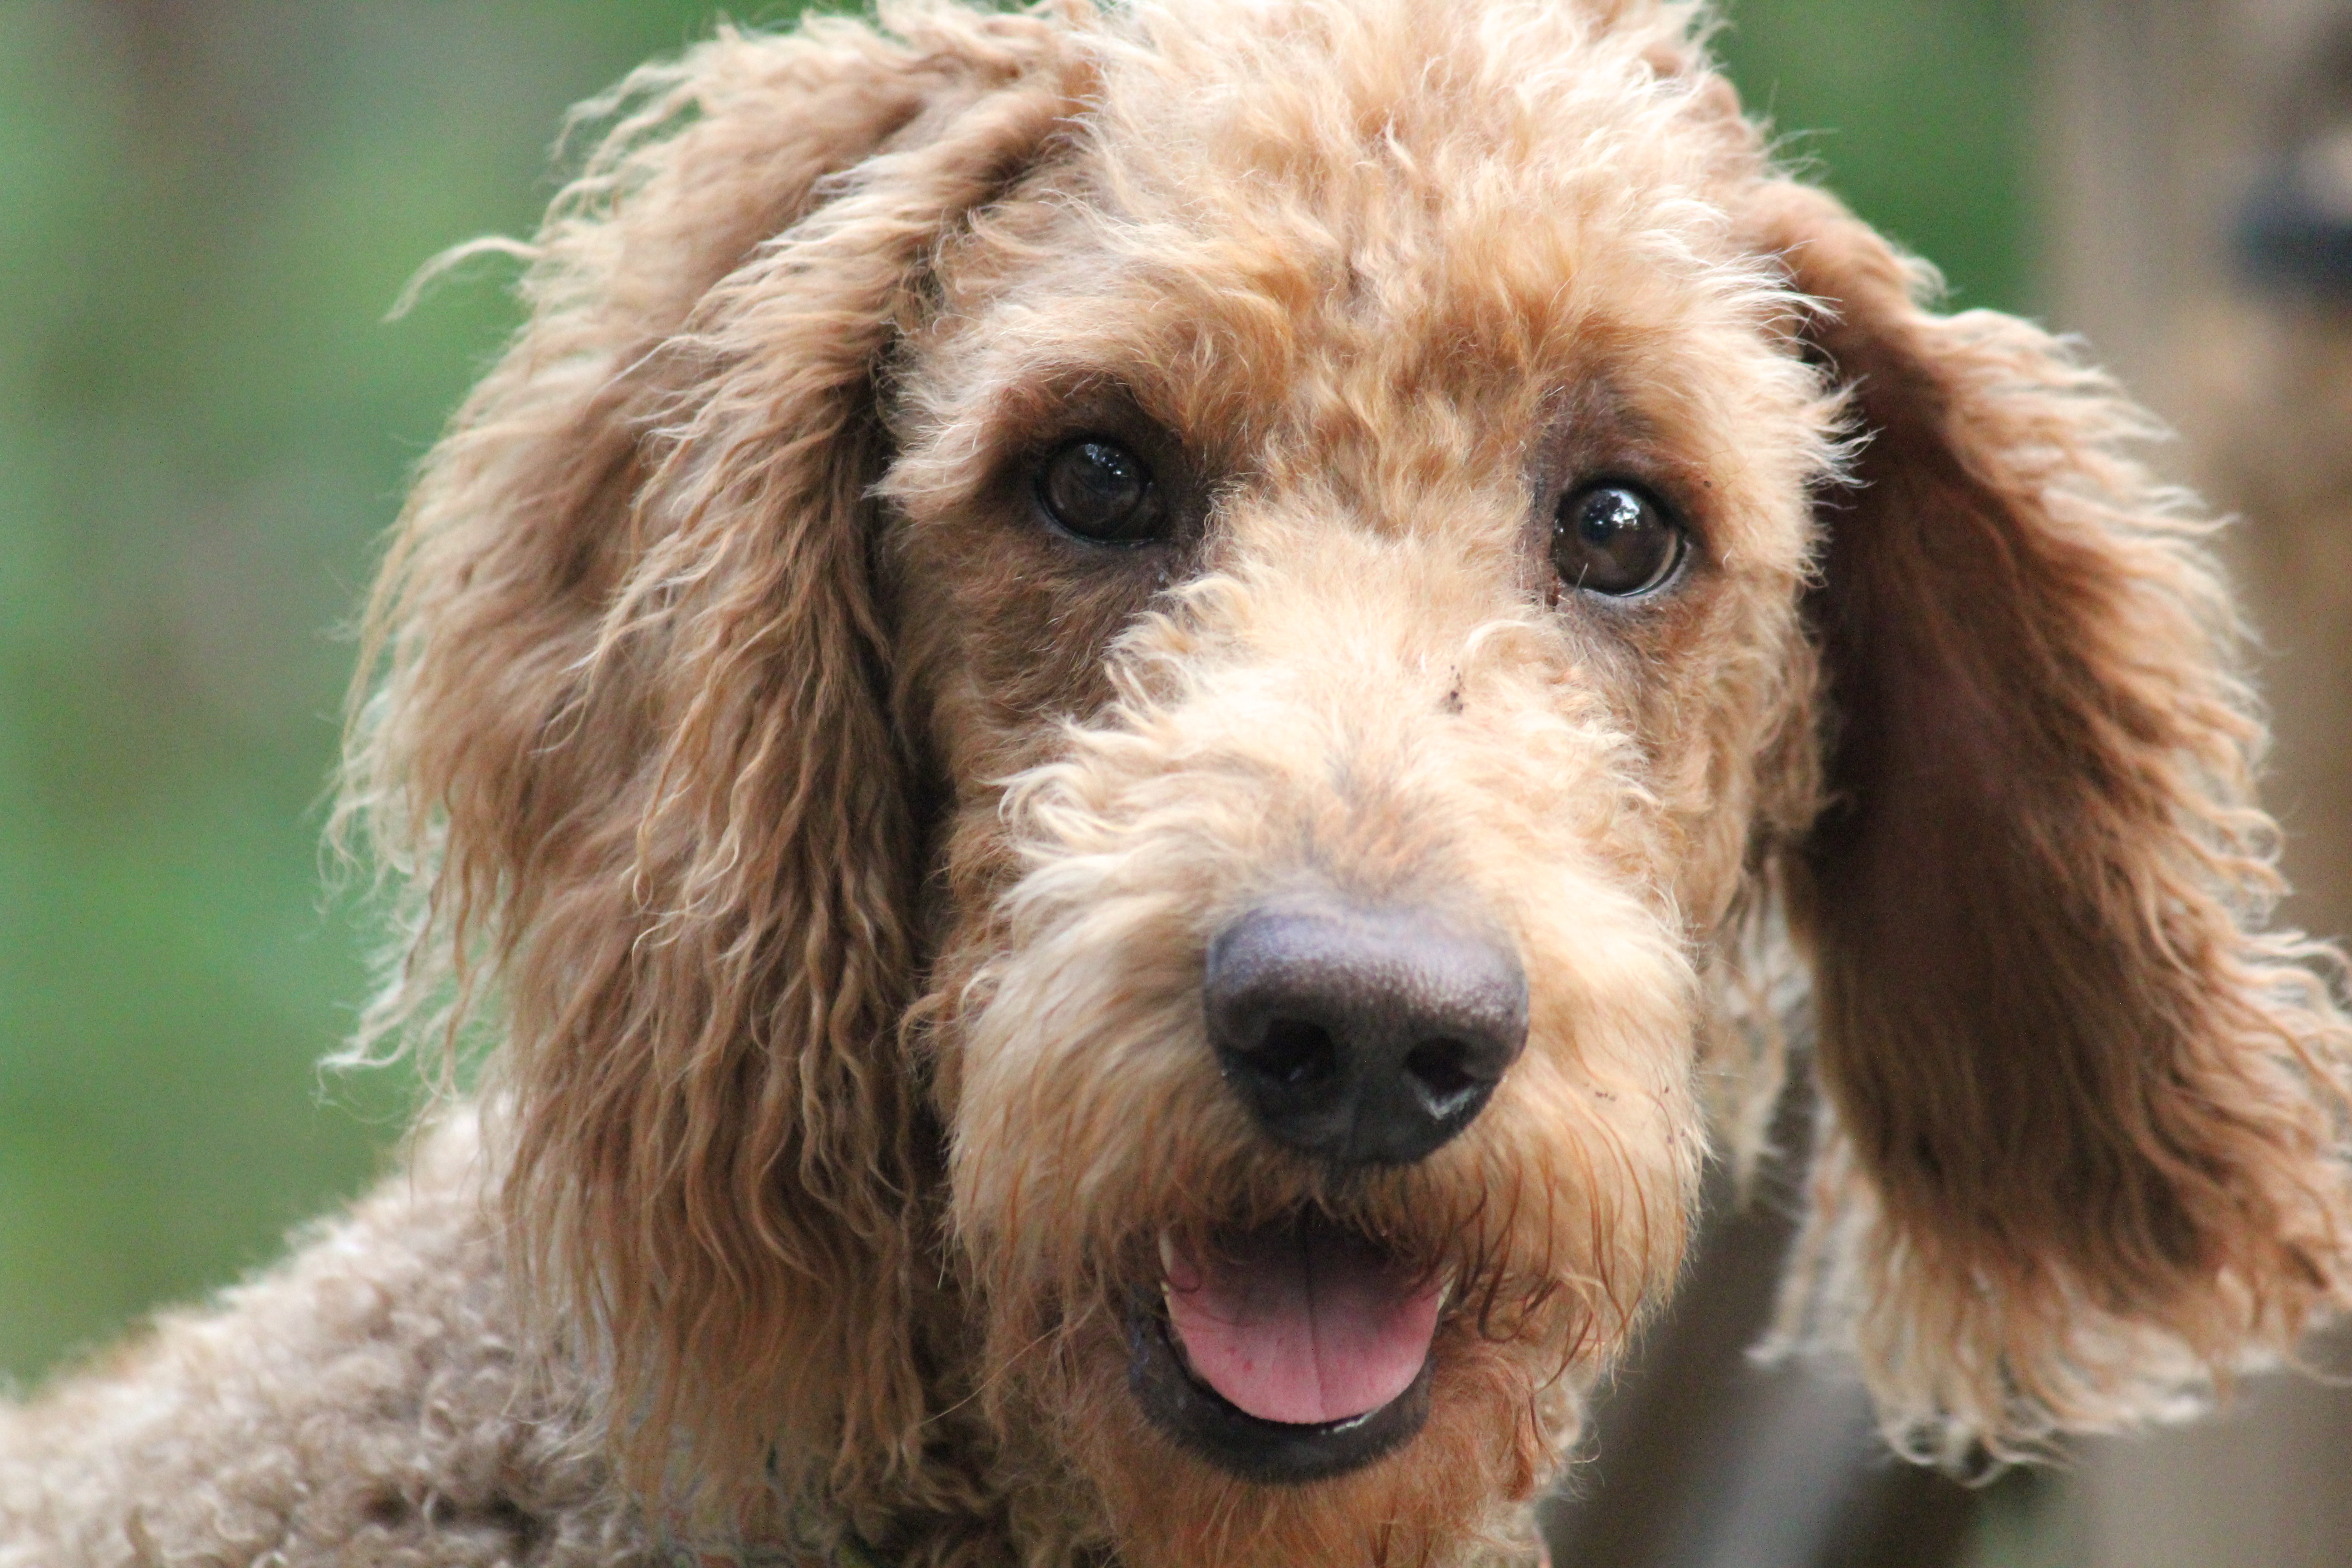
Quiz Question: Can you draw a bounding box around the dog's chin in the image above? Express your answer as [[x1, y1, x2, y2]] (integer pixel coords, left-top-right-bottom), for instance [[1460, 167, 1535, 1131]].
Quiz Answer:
[[1124, 1213, 1442, 1485]]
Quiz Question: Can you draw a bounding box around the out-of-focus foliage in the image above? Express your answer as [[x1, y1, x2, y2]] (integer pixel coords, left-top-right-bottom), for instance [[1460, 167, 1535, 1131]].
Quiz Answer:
[[0, 0, 778, 1386], [0, 0, 2026, 1387], [1717, 0, 2029, 314]]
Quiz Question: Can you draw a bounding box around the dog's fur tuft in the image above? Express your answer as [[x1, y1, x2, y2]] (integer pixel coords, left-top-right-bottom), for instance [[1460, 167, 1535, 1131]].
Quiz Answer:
[[10, 3, 2352, 1565]]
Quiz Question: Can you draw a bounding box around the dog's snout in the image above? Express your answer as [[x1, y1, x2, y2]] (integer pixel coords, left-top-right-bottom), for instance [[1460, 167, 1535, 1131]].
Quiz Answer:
[[1203, 904, 1529, 1167]]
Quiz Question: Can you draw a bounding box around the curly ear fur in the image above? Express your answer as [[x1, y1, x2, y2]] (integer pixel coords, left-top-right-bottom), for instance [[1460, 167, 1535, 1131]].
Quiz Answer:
[[343, 4, 1088, 1531], [1751, 181, 2352, 1462]]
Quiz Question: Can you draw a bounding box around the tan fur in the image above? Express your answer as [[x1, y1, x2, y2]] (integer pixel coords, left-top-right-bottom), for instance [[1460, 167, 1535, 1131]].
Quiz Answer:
[[8, 3, 2351, 1565], [0, 1114, 648, 1567]]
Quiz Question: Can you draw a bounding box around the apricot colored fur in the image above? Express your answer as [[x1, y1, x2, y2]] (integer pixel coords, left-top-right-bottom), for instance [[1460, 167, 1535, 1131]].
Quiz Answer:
[[7, 3, 2349, 1565]]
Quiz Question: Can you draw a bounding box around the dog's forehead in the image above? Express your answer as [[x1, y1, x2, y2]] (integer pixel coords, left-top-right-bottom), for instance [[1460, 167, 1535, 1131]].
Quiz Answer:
[[907, 0, 1821, 566], [1122, 10, 1745, 294]]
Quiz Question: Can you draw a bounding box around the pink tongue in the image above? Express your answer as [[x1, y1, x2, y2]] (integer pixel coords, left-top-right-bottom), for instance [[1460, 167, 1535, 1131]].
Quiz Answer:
[[1162, 1221, 1441, 1426]]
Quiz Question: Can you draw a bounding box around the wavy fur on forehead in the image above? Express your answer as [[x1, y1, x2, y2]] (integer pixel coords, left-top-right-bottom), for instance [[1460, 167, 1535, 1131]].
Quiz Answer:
[[334, 0, 2352, 1553]]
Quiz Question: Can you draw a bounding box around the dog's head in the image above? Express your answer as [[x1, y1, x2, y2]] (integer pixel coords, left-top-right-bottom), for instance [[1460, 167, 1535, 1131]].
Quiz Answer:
[[349, 2, 2352, 1563]]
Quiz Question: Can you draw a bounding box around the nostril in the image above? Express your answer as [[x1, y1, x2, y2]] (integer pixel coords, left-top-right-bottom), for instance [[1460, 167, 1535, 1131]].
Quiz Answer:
[[1401, 1037, 1480, 1108], [1254, 1018, 1342, 1089]]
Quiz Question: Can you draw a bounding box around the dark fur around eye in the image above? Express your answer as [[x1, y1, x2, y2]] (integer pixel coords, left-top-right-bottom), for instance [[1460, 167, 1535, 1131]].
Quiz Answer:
[[1551, 481, 1684, 597]]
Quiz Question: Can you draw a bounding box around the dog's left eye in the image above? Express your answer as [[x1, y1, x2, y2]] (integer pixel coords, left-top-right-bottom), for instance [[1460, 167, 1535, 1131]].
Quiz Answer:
[[1037, 438, 1166, 545], [1552, 482, 1684, 598]]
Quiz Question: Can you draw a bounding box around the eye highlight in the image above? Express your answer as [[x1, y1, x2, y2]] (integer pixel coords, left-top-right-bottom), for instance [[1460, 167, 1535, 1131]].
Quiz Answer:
[[1552, 482, 1684, 598], [1037, 437, 1166, 545]]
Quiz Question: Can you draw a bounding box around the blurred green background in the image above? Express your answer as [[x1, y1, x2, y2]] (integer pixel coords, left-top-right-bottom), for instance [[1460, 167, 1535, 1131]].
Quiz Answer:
[[0, 0, 2027, 1388]]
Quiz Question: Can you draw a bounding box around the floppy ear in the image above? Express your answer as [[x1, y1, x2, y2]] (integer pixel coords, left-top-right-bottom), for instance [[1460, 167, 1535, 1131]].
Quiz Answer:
[[345, 8, 1086, 1530], [1750, 181, 2352, 1462]]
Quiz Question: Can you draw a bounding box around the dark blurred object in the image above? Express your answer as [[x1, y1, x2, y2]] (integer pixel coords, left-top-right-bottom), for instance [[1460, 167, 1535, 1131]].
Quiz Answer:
[[2235, 21, 2352, 294], [2238, 137, 2352, 291]]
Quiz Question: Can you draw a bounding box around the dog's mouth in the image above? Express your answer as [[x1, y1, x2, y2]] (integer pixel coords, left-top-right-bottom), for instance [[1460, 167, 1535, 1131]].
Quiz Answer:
[[1126, 1213, 1443, 1484]]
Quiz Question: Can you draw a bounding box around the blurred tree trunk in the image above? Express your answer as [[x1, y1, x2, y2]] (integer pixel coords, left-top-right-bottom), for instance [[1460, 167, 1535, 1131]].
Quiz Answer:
[[2040, 0, 2352, 945], [2037, 2, 2352, 1564]]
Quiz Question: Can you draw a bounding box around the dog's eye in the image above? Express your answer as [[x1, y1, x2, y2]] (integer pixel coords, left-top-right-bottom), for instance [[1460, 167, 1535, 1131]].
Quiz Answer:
[[1037, 438, 1165, 545], [1552, 482, 1684, 598]]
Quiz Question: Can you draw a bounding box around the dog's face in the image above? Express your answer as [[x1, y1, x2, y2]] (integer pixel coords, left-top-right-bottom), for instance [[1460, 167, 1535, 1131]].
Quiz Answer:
[[887, 18, 1821, 1548], [352, 2, 2352, 1564]]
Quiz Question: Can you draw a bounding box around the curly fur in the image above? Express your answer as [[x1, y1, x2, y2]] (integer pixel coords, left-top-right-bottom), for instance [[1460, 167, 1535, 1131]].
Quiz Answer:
[[8, 2, 2351, 1565]]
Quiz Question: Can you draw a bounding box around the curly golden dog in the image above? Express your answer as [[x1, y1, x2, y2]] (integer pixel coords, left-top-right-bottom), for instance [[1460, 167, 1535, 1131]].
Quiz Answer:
[[9, 2, 2352, 1564]]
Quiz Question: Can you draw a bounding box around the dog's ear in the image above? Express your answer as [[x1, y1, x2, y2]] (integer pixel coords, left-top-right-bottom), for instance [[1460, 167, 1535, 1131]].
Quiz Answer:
[[1748, 181, 2352, 1461], [347, 10, 1086, 1529]]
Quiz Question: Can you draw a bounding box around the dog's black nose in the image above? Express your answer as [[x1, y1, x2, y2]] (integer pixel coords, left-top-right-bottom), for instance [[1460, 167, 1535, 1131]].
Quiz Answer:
[[1203, 903, 1528, 1167]]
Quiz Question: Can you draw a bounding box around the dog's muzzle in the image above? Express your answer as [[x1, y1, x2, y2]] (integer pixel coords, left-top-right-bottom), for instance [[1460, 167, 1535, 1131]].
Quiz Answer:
[[1203, 902, 1528, 1168], [1122, 902, 1523, 1480]]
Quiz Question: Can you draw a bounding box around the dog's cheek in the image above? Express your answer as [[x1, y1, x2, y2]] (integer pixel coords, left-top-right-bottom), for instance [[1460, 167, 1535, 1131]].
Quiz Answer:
[[1470, 887, 1707, 1327], [1509, 878, 1703, 1139], [1461, 1049, 1700, 1336], [886, 496, 1167, 784], [943, 889, 1280, 1323]]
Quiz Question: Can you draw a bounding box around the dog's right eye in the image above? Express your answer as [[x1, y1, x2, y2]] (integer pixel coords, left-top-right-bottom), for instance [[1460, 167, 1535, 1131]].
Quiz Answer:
[[1552, 481, 1684, 598], [1037, 438, 1165, 545]]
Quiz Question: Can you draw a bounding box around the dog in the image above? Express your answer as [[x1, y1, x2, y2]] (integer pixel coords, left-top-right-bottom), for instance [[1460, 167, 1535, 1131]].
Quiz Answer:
[[8, 2, 2352, 1564]]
